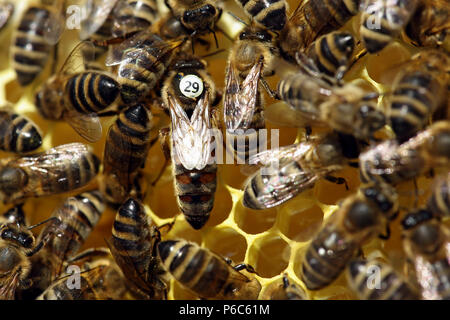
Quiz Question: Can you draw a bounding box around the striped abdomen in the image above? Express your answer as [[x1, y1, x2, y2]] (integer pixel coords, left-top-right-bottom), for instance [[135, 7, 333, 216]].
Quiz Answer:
[[236, 0, 287, 31], [65, 72, 120, 114], [118, 36, 174, 104], [158, 240, 258, 299], [389, 71, 444, 142], [427, 174, 450, 218], [0, 111, 42, 153], [12, 6, 52, 86], [360, 0, 418, 53], [301, 226, 357, 290], [173, 162, 217, 230], [306, 31, 355, 77], [113, 0, 159, 36]]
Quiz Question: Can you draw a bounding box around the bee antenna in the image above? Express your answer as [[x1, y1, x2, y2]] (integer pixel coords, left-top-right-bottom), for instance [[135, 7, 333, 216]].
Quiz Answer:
[[208, 28, 219, 49], [201, 49, 226, 59], [227, 11, 249, 27], [27, 216, 60, 231]]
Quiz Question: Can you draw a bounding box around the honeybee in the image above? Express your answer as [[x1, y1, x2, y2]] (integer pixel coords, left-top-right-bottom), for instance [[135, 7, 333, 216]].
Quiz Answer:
[[157, 239, 261, 300], [109, 198, 167, 300], [35, 41, 120, 142], [0, 107, 42, 154], [234, 0, 287, 31], [11, 0, 65, 86], [159, 53, 218, 230], [387, 49, 450, 142], [164, 0, 222, 38], [260, 274, 307, 300], [224, 25, 278, 163], [405, 0, 450, 49], [0, 1, 13, 32], [346, 258, 420, 300], [37, 248, 127, 300], [427, 173, 450, 219], [100, 104, 155, 205], [301, 182, 399, 290], [243, 132, 356, 210], [277, 72, 385, 141], [0, 143, 100, 204], [26, 190, 105, 295], [278, 0, 360, 61], [359, 121, 450, 185], [401, 209, 450, 300], [360, 0, 419, 53]]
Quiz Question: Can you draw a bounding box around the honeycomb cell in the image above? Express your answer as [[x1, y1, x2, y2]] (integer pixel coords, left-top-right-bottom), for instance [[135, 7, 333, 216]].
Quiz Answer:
[[204, 183, 233, 228], [248, 235, 291, 278], [148, 177, 179, 220], [165, 218, 202, 245], [234, 199, 277, 235], [278, 198, 323, 242], [314, 285, 359, 300], [314, 167, 360, 205], [203, 227, 247, 263]]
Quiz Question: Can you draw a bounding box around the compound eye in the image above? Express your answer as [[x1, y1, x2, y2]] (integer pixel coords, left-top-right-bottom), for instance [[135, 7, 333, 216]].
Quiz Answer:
[[179, 74, 204, 99]]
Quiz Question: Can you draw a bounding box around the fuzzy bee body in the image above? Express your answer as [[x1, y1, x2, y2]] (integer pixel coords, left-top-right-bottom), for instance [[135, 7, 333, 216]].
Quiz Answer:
[[235, 0, 287, 31], [427, 173, 450, 218]]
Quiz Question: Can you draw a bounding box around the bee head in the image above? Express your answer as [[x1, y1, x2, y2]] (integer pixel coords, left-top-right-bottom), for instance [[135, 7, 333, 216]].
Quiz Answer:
[[345, 200, 379, 232]]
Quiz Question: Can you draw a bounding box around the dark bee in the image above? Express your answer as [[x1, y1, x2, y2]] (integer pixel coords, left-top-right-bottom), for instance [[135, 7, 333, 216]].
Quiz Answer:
[[388, 49, 450, 142], [157, 239, 261, 300], [160, 53, 218, 230], [35, 42, 120, 142], [0, 107, 42, 154], [405, 0, 450, 49], [359, 121, 450, 185], [164, 0, 222, 37], [277, 72, 385, 141], [100, 104, 154, 205], [109, 198, 167, 300], [234, 0, 287, 31], [242, 132, 354, 210], [0, 1, 13, 32], [27, 190, 105, 295], [402, 209, 450, 300], [37, 248, 127, 300], [427, 173, 450, 219], [360, 0, 419, 53], [347, 258, 420, 300], [301, 182, 398, 290], [278, 0, 360, 61], [0, 143, 100, 204], [260, 274, 307, 300], [11, 0, 65, 86], [224, 25, 278, 163]]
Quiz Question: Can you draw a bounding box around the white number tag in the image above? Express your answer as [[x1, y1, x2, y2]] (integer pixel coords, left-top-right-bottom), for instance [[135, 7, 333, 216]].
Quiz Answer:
[[179, 74, 204, 98]]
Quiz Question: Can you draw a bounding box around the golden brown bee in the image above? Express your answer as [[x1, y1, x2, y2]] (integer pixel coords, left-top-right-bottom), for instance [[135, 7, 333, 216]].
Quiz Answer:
[[243, 132, 355, 210], [278, 0, 360, 61], [150, 13, 189, 41], [401, 209, 450, 300], [0, 107, 42, 154], [164, 0, 222, 37], [260, 274, 307, 300], [301, 182, 399, 290], [11, 0, 65, 86], [109, 198, 168, 300], [157, 239, 261, 300], [405, 0, 450, 49], [360, 0, 419, 53], [277, 72, 386, 141], [359, 121, 450, 185], [346, 258, 420, 300], [427, 173, 450, 219], [160, 53, 218, 230], [234, 0, 287, 31], [100, 104, 154, 205], [35, 42, 120, 142], [37, 248, 127, 300], [0, 143, 100, 204], [387, 49, 450, 142], [0, 1, 13, 32], [224, 25, 278, 163], [27, 190, 105, 295]]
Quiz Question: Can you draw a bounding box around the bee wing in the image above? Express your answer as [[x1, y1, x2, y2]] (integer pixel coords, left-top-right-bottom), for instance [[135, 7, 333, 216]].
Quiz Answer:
[[0, 2, 13, 30], [359, 140, 401, 176], [111, 0, 154, 37], [287, 0, 317, 47], [64, 111, 103, 143], [79, 0, 118, 40], [248, 142, 313, 166], [59, 41, 97, 75], [413, 255, 442, 300], [0, 272, 20, 300], [265, 102, 325, 127], [224, 60, 262, 133], [42, 9, 65, 45], [169, 92, 212, 171]]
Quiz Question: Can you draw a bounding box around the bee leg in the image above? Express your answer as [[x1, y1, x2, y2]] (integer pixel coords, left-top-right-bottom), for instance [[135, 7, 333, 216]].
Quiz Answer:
[[208, 27, 219, 49], [324, 175, 349, 190], [305, 126, 312, 141], [378, 223, 391, 240], [348, 161, 359, 168], [260, 78, 281, 100], [233, 263, 257, 274], [164, 0, 173, 11], [282, 273, 290, 289], [159, 127, 171, 161]]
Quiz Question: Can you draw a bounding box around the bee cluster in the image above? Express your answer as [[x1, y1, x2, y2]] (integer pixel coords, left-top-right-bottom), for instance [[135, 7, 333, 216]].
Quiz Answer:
[[0, 0, 448, 300]]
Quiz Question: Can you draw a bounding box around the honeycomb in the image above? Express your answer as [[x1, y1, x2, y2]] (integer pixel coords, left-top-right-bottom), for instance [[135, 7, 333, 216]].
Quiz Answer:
[[0, 0, 446, 300]]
